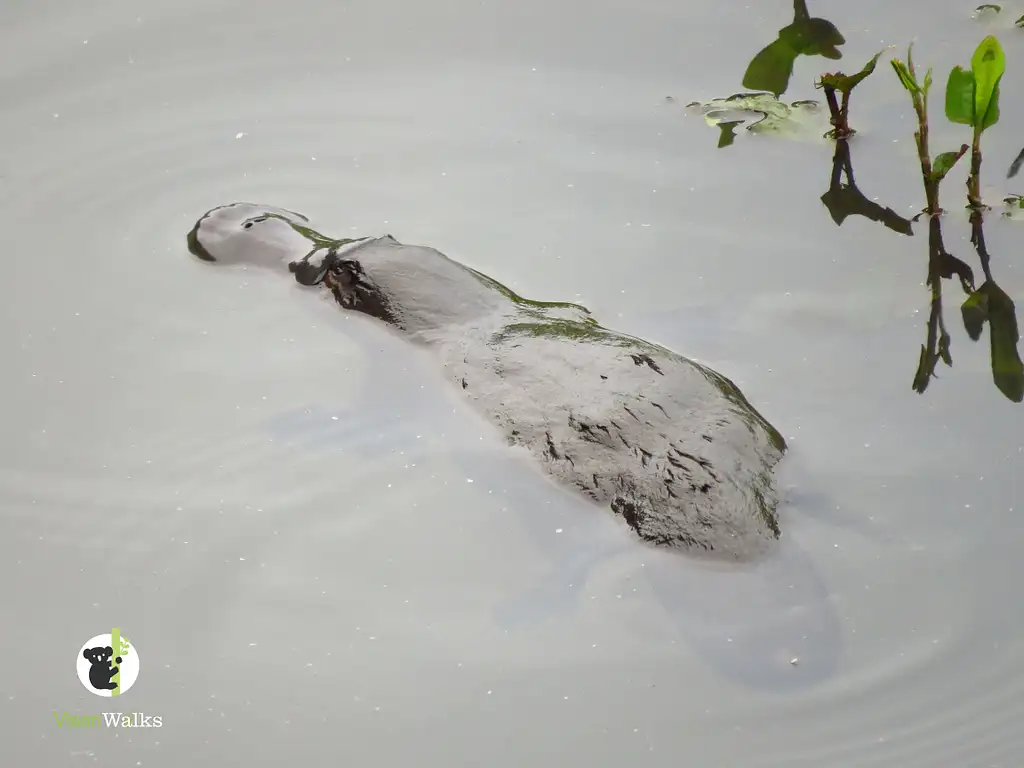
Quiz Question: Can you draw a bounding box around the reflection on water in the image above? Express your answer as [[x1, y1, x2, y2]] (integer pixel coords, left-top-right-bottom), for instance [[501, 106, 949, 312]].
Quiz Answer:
[[820, 140, 914, 235], [960, 213, 1024, 401], [911, 214, 975, 395], [814, 140, 1023, 402]]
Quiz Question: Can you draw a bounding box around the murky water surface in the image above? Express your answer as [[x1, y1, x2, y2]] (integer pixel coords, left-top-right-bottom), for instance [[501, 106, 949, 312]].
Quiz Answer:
[[2, 0, 1023, 765]]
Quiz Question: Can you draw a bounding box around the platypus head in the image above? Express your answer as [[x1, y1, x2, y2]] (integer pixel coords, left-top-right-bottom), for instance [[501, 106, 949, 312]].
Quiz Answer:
[[187, 202, 314, 267], [188, 202, 366, 286]]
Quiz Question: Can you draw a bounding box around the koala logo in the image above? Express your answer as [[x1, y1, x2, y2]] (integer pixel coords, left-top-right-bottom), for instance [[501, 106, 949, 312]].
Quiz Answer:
[[82, 645, 120, 691], [76, 629, 139, 697]]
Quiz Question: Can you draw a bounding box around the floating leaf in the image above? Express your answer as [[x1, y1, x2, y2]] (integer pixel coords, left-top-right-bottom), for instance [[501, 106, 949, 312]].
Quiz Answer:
[[945, 65, 976, 125], [971, 35, 1005, 130], [1001, 194, 1024, 220], [689, 93, 823, 144]]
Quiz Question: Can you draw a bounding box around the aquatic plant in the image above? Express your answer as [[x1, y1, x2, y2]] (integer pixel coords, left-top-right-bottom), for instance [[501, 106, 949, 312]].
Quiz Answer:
[[816, 49, 886, 138], [887, 39, 1020, 400], [1002, 193, 1024, 211], [945, 35, 1005, 208], [685, 93, 822, 148], [971, 3, 1024, 27], [743, 0, 845, 98], [890, 45, 970, 216], [693, 6, 1022, 401]]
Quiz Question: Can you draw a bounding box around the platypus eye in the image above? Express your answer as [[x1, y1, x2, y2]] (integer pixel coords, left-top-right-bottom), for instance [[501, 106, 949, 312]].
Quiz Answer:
[[241, 214, 270, 230]]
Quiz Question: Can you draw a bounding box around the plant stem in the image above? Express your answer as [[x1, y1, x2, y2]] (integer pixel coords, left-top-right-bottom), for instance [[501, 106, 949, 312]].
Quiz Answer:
[[840, 90, 851, 136], [909, 90, 941, 215], [968, 127, 984, 209], [823, 85, 841, 133], [822, 84, 854, 139]]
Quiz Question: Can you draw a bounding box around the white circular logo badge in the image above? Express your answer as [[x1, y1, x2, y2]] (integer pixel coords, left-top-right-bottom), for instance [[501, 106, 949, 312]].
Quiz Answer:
[[76, 629, 139, 697]]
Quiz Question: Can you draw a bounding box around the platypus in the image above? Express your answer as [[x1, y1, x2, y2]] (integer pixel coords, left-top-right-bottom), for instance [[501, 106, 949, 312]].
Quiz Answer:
[[188, 202, 787, 561]]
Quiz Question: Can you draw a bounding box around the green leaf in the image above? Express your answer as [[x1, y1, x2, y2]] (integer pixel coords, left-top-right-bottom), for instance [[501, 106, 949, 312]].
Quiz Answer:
[[980, 80, 1001, 131], [932, 149, 966, 181], [891, 59, 918, 93], [923, 68, 933, 95], [836, 49, 886, 92], [971, 35, 1005, 130], [742, 39, 800, 98], [975, 4, 1002, 12], [945, 66, 976, 125], [1016, 14, 1024, 27]]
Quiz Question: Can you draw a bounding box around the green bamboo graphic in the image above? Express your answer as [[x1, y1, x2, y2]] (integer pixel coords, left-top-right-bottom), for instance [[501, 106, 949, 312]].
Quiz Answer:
[[110, 627, 121, 696]]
